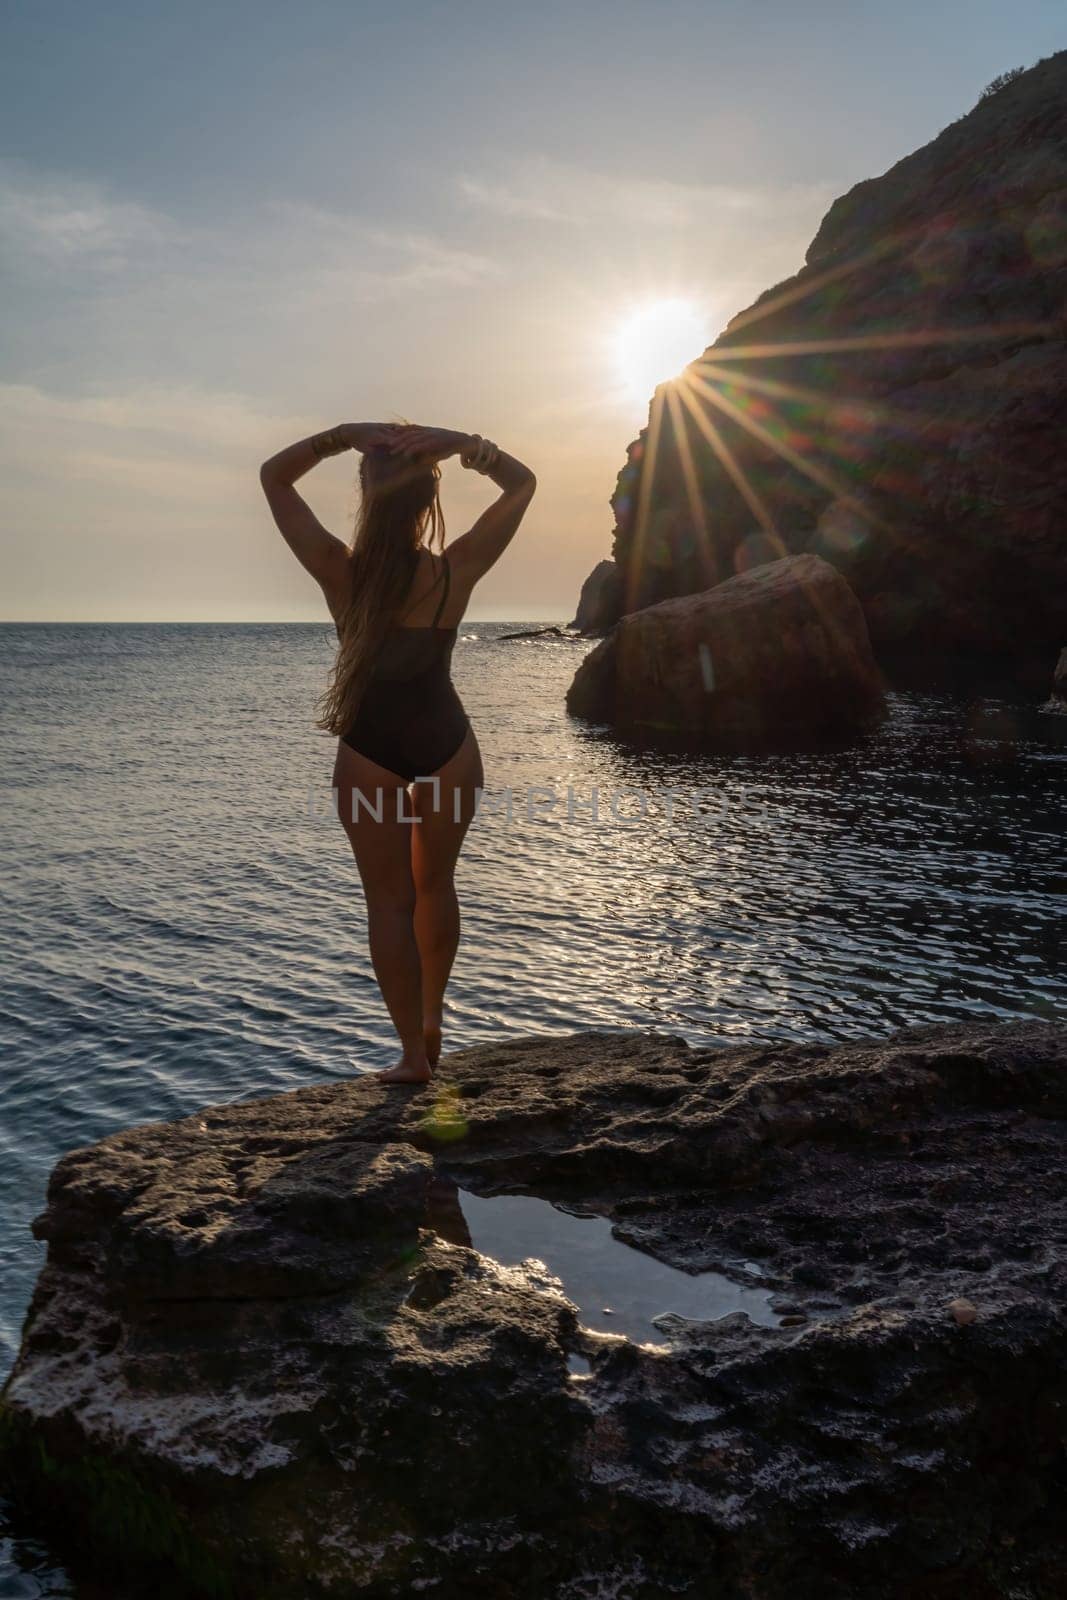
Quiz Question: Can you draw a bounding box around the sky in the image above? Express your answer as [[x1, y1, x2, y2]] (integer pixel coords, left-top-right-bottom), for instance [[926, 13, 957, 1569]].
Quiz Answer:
[[1, 0, 1063, 622]]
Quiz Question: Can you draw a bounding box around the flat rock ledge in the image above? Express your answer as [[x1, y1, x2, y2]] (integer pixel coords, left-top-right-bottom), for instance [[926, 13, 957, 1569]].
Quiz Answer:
[[2, 1018, 1066, 1599]]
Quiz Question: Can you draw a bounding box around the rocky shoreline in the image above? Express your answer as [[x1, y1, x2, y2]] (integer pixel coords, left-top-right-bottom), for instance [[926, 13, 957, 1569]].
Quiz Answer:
[[2, 1016, 1065, 1598]]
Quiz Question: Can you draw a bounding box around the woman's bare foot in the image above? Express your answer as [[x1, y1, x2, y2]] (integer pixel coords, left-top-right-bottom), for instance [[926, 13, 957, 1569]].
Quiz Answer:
[[377, 1054, 433, 1085], [424, 1019, 442, 1069]]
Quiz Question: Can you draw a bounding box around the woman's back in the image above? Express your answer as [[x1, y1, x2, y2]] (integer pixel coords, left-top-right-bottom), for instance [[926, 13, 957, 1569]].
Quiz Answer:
[[368, 549, 457, 682], [330, 548, 458, 670], [340, 549, 469, 778]]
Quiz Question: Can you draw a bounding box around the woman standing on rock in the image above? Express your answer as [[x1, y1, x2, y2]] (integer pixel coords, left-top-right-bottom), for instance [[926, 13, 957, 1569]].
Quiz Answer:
[[259, 422, 536, 1084]]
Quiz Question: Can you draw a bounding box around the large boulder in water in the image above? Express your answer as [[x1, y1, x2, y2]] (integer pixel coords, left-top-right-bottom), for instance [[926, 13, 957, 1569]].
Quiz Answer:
[[569, 557, 621, 634], [1052, 646, 1067, 705], [2, 1018, 1066, 1597], [600, 52, 1067, 686], [566, 553, 886, 746]]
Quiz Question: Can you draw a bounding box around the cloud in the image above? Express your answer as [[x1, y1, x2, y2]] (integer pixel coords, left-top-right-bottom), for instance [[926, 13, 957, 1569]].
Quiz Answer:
[[458, 159, 833, 230], [0, 379, 311, 453], [263, 201, 499, 295], [0, 379, 334, 593], [0, 161, 505, 447], [0, 158, 183, 271], [0, 160, 497, 307], [0, 381, 324, 520]]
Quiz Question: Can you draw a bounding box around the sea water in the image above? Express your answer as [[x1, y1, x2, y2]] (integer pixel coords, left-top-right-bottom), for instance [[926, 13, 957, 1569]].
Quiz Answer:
[[1, 621, 1064, 1594]]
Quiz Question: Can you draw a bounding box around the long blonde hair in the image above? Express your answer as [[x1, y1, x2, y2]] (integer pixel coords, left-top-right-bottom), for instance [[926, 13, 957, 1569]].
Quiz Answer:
[[317, 446, 445, 736]]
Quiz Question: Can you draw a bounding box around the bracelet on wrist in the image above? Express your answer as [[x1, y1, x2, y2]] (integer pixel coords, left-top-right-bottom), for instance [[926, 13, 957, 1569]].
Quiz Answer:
[[310, 427, 349, 460], [460, 434, 500, 474]]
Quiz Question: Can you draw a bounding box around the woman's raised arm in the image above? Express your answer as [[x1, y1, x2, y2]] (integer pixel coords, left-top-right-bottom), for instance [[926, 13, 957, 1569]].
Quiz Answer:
[[258, 423, 391, 592]]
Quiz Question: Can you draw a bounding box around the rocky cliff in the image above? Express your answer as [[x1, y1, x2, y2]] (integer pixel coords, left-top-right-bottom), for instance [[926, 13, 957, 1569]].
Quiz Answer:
[[590, 52, 1067, 684], [3, 1018, 1066, 1598], [569, 558, 622, 634]]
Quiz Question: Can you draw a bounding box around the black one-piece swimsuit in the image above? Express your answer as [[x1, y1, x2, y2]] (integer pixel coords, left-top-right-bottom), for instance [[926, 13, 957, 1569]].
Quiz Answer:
[[340, 553, 471, 782]]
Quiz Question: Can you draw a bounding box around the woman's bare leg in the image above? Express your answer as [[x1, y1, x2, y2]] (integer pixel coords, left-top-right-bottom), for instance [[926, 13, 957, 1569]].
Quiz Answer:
[[333, 742, 433, 1084], [411, 726, 484, 1065]]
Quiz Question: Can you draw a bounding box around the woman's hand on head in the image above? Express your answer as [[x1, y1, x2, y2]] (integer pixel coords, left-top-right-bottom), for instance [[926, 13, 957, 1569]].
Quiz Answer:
[[340, 422, 401, 453], [388, 425, 473, 463]]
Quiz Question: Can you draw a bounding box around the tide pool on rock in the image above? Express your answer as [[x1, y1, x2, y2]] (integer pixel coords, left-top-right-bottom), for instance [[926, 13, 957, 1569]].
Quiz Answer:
[[438, 1187, 783, 1341]]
